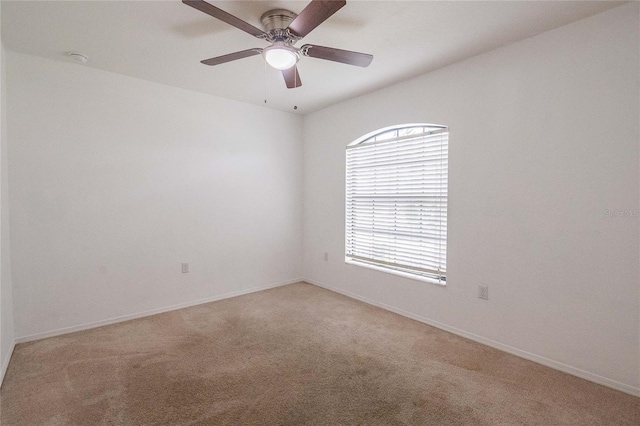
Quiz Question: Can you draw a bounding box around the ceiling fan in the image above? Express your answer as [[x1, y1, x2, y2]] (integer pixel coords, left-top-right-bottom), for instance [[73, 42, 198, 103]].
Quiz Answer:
[[182, 0, 373, 88]]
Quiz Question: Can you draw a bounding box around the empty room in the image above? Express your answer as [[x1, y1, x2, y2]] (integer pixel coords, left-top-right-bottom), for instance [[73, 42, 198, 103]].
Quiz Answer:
[[0, 0, 638, 424]]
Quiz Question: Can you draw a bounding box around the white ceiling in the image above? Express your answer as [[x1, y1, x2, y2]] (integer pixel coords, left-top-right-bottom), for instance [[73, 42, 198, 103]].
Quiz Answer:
[[1, 0, 625, 114]]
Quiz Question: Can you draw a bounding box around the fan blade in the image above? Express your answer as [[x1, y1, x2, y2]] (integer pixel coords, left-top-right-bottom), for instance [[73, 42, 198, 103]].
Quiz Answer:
[[301, 44, 373, 67], [183, 0, 266, 38], [288, 0, 346, 38], [282, 66, 302, 89], [201, 48, 263, 66]]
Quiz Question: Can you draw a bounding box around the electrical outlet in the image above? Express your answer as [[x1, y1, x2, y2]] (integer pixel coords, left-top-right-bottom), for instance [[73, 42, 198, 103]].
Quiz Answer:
[[478, 284, 489, 300], [181, 263, 189, 273], [324, 252, 329, 261]]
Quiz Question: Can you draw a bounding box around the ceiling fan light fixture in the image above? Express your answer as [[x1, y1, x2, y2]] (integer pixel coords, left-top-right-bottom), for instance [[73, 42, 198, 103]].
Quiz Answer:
[[184, 0, 371, 89], [263, 44, 299, 70]]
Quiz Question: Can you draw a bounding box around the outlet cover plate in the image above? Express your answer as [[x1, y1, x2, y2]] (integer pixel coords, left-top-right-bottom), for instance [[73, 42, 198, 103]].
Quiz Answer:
[[478, 284, 489, 300]]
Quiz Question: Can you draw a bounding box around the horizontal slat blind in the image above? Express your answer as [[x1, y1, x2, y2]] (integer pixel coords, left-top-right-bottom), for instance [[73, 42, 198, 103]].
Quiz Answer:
[[346, 126, 448, 282]]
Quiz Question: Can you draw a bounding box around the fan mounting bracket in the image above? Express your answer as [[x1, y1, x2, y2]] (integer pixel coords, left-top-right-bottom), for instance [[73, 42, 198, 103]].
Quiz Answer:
[[261, 9, 297, 32], [260, 9, 302, 44]]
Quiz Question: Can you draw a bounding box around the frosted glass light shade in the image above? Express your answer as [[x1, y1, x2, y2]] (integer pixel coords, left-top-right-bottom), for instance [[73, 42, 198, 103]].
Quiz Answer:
[[263, 45, 299, 70]]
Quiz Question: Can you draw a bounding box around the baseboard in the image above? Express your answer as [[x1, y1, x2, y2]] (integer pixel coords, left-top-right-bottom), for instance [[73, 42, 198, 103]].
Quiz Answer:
[[0, 339, 16, 388], [305, 278, 640, 398], [16, 278, 303, 344]]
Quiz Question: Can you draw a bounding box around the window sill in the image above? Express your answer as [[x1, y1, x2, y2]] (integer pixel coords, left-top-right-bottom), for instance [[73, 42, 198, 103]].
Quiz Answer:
[[345, 258, 446, 286]]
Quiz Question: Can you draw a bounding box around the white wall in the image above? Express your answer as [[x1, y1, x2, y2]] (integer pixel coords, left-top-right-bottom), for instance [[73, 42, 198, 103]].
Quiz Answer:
[[1, 1, 17, 385], [7, 51, 303, 340], [303, 3, 639, 395]]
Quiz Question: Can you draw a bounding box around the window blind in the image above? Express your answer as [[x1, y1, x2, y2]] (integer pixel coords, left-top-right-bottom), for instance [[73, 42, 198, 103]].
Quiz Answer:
[[346, 126, 448, 282]]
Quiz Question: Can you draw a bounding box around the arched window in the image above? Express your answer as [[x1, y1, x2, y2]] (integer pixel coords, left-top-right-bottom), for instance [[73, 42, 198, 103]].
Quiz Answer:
[[345, 124, 448, 284]]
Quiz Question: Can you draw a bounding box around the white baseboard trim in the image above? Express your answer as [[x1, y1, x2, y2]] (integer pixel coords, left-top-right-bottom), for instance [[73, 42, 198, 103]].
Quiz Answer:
[[0, 339, 16, 388], [305, 278, 640, 398], [16, 278, 302, 344]]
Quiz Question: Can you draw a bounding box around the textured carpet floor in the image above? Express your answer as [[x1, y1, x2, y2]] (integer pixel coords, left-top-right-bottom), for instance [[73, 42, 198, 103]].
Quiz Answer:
[[1, 282, 638, 425]]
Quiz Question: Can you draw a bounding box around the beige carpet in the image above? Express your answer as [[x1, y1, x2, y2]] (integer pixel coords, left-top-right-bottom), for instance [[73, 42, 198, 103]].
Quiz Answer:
[[1, 282, 638, 425]]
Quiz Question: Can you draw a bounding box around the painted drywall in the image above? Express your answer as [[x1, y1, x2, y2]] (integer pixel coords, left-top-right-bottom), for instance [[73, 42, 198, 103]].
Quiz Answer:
[[7, 51, 303, 340], [303, 3, 639, 394], [1, 10, 17, 385]]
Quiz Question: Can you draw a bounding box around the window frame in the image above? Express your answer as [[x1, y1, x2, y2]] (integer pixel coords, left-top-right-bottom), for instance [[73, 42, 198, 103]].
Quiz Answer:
[[345, 123, 449, 286]]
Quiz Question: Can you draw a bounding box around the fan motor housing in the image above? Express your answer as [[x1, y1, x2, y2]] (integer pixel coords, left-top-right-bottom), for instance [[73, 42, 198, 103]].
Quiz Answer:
[[261, 9, 297, 32]]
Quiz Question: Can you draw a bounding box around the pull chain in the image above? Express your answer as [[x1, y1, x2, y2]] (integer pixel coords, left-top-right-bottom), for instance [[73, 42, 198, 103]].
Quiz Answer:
[[293, 67, 299, 111], [263, 60, 268, 105]]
